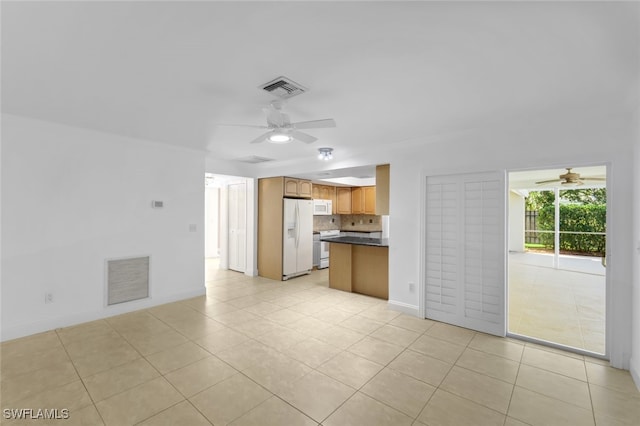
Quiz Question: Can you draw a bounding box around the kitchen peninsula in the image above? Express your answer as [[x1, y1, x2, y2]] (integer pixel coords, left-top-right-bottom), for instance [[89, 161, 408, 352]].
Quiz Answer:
[[320, 235, 389, 300]]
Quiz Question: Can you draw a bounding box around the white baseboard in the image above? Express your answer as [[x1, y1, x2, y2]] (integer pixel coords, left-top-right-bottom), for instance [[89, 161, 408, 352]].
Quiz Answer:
[[1, 287, 206, 342], [387, 300, 420, 317], [630, 358, 640, 392]]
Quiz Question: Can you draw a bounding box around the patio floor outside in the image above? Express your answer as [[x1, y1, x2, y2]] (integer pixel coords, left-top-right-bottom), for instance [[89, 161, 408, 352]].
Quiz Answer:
[[508, 252, 606, 355]]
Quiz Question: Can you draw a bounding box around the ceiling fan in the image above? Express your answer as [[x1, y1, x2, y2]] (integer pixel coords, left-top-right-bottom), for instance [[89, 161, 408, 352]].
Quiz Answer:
[[220, 100, 336, 144], [535, 168, 606, 186]]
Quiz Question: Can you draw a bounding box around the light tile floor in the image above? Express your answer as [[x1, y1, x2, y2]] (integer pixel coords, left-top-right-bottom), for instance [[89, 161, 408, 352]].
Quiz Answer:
[[1, 259, 638, 425], [509, 252, 606, 354]]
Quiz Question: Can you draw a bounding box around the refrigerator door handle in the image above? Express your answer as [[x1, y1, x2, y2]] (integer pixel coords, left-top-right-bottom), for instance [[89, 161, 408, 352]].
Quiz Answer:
[[295, 202, 300, 248]]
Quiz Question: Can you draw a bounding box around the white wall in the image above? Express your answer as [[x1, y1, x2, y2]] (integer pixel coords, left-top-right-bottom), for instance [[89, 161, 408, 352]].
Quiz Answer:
[[1, 114, 206, 341], [631, 110, 640, 388], [205, 187, 220, 258]]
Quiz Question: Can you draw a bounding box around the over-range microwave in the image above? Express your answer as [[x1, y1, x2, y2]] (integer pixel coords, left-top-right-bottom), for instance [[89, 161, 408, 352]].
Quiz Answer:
[[313, 199, 333, 215]]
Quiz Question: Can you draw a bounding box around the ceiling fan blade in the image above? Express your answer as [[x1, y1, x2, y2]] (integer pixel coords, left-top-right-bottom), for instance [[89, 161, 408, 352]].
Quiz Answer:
[[581, 177, 606, 181], [291, 130, 317, 144], [218, 124, 269, 129], [250, 131, 272, 144], [535, 179, 561, 185], [292, 118, 336, 129]]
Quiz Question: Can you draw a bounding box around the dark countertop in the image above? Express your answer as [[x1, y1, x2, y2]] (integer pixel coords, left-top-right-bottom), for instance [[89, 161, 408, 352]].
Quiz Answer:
[[320, 236, 389, 247]]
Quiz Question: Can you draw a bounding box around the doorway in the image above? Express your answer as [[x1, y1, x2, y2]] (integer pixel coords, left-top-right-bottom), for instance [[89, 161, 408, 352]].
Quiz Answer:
[[205, 173, 254, 275], [507, 166, 607, 355]]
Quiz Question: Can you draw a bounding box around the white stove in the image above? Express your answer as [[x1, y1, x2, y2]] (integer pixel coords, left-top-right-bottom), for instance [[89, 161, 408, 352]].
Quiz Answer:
[[318, 230, 340, 269]]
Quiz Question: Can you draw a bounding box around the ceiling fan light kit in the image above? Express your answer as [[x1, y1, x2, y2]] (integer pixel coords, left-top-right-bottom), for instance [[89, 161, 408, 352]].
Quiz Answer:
[[268, 133, 292, 143]]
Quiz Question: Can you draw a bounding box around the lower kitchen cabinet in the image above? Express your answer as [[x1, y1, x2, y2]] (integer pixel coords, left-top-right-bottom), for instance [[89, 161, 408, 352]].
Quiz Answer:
[[328, 243, 388, 299]]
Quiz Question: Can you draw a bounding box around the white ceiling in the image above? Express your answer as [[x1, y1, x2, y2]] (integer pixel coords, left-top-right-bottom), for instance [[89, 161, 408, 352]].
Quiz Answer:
[[2, 2, 639, 172]]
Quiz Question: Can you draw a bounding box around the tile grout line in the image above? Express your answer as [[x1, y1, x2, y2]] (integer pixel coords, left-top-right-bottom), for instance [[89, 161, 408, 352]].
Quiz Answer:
[[503, 338, 526, 426], [53, 327, 108, 426]]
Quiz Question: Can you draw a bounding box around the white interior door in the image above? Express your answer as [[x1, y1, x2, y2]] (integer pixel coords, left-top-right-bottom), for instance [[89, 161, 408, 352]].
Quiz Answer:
[[424, 171, 506, 336], [228, 181, 246, 272]]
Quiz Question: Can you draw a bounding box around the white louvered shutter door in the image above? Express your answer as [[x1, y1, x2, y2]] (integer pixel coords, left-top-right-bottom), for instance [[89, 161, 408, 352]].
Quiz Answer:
[[425, 172, 506, 336]]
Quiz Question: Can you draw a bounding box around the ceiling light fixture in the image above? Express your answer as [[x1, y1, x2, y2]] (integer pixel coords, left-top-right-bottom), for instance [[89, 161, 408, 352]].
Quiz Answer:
[[318, 147, 333, 161], [268, 133, 292, 143]]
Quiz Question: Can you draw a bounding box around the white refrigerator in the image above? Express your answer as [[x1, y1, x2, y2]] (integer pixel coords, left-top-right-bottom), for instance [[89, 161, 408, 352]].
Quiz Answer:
[[283, 198, 313, 280]]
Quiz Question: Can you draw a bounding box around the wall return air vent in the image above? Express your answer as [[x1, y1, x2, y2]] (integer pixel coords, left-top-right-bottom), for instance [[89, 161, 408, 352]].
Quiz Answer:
[[259, 76, 308, 99], [106, 256, 149, 305]]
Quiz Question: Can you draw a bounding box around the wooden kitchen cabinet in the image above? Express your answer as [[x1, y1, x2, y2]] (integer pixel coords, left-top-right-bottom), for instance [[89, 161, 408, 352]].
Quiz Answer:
[[258, 177, 285, 280], [351, 186, 376, 215], [298, 180, 312, 197], [319, 185, 333, 200], [327, 186, 337, 214], [336, 187, 352, 214], [375, 164, 390, 215], [312, 184, 321, 199], [351, 187, 364, 214], [284, 177, 312, 198], [364, 186, 376, 214], [312, 184, 334, 200], [320, 185, 336, 213], [329, 243, 388, 300]]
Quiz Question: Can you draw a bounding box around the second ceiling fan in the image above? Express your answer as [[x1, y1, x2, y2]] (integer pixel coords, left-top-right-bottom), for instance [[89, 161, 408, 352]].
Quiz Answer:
[[535, 168, 606, 186]]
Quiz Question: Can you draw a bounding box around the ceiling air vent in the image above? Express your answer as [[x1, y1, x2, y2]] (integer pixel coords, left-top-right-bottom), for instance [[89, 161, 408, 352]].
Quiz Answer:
[[259, 76, 308, 99], [234, 155, 275, 164]]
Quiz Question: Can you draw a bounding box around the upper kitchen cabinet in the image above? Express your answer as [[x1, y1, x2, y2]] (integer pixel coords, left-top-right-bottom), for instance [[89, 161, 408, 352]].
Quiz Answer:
[[312, 184, 321, 200], [284, 177, 312, 198], [364, 186, 376, 214], [376, 164, 390, 215], [352, 186, 376, 215], [312, 184, 336, 201], [336, 187, 352, 214], [351, 187, 363, 214]]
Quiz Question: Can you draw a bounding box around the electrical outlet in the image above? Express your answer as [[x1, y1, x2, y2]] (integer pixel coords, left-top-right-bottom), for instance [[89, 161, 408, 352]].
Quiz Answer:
[[409, 282, 415, 292], [45, 292, 53, 304]]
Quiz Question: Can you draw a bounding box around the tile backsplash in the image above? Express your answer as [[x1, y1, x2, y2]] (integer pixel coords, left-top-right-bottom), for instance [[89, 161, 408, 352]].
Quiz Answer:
[[338, 214, 383, 232], [314, 214, 383, 232], [314, 215, 341, 231]]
